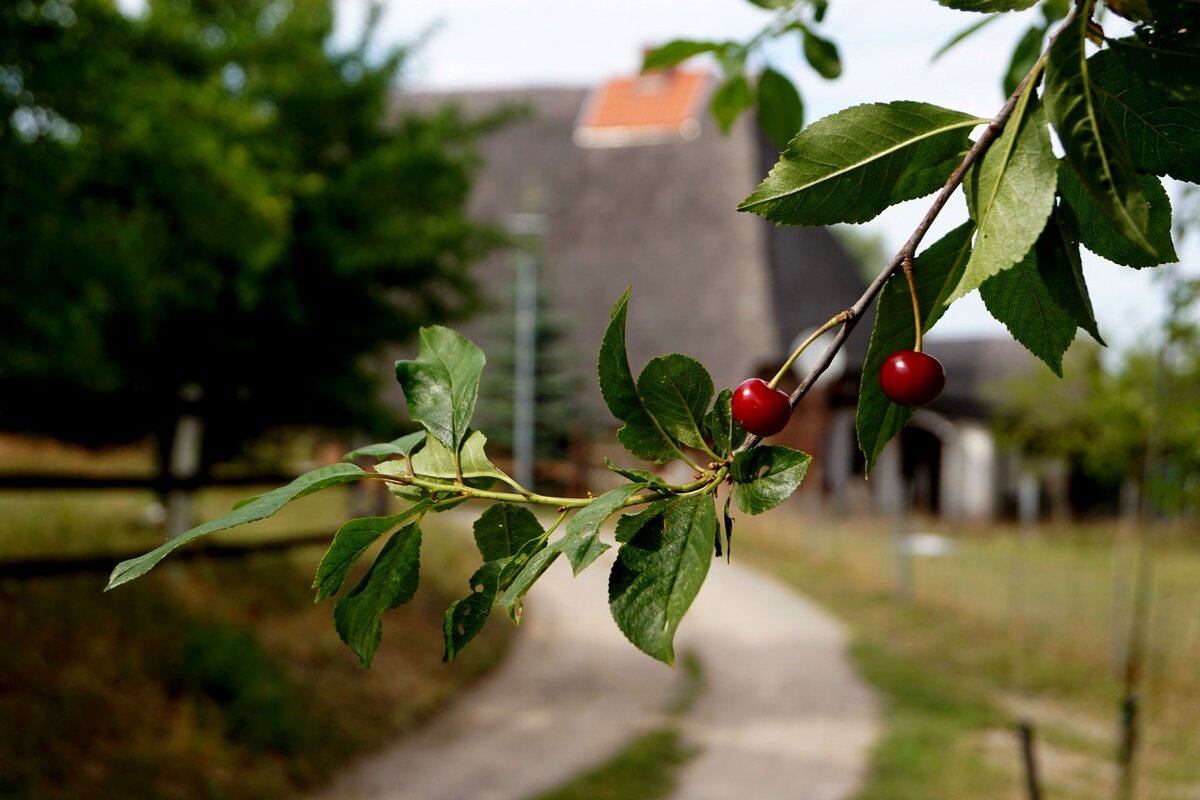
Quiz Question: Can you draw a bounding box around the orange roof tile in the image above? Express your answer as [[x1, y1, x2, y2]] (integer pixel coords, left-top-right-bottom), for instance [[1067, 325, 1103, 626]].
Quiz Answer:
[[574, 69, 711, 148]]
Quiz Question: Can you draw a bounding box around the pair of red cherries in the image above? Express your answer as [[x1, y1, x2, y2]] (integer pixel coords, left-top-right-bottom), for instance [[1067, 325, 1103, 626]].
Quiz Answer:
[[731, 349, 944, 437]]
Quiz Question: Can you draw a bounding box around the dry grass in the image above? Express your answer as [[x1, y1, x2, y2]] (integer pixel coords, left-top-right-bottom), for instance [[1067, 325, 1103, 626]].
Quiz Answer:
[[736, 506, 1200, 800]]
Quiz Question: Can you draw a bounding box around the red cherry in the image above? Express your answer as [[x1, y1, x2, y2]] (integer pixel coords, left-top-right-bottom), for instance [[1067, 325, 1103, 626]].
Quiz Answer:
[[731, 378, 792, 437], [880, 349, 945, 407]]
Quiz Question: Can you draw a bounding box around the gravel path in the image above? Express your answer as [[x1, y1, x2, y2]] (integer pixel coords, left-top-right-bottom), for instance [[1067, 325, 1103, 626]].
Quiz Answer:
[[312, 546, 879, 800]]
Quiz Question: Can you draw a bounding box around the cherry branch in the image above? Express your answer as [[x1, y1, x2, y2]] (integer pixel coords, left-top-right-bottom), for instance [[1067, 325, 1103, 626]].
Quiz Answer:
[[740, 51, 1050, 452]]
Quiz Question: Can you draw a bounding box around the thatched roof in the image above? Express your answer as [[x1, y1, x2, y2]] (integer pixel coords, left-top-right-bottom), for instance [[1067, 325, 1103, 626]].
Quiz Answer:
[[400, 80, 870, 426]]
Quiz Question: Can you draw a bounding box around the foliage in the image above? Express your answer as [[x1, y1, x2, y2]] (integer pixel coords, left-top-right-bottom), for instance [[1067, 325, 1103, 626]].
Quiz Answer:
[[107, 0, 1199, 667], [0, 0, 497, 465]]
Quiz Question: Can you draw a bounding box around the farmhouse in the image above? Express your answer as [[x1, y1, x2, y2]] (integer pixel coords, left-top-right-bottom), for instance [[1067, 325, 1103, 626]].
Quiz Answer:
[[405, 64, 1038, 521]]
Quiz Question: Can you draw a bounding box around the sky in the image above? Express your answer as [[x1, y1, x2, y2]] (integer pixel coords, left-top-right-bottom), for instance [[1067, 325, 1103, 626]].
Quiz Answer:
[[328, 0, 1197, 352]]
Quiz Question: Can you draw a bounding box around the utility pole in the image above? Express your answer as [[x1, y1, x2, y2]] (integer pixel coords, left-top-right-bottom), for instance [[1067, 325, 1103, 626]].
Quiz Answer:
[[508, 213, 545, 491]]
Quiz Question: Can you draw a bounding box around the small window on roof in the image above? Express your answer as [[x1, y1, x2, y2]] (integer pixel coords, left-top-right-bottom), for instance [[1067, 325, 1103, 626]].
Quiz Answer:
[[573, 68, 710, 148]]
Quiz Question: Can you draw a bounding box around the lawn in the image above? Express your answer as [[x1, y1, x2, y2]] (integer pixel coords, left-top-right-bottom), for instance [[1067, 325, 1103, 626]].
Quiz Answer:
[[736, 507, 1200, 800]]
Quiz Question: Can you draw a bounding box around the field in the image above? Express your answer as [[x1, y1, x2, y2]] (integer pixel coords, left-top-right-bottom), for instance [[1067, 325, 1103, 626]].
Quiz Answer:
[[737, 507, 1200, 800], [0, 436, 511, 800]]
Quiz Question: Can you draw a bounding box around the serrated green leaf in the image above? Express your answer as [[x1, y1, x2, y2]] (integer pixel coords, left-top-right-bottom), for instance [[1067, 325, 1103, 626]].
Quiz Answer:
[[711, 73, 753, 134], [857, 223, 974, 472], [333, 523, 422, 668], [637, 354, 715, 452], [801, 28, 842, 79], [398, 429, 517, 489], [705, 388, 746, 459], [605, 459, 670, 489], [1044, 10, 1154, 255], [732, 445, 811, 514], [472, 503, 543, 563], [443, 560, 503, 662], [560, 483, 646, 574], [598, 290, 679, 464], [615, 502, 669, 544], [107, 463, 371, 590], [739, 101, 984, 226], [1107, 33, 1200, 102], [934, 0, 1038, 10], [343, 431, 425, 462], [1038, 205, 1105, 345], [1058, 165, 1177, 268], [1004, 25, 1046, 96], [1089, 47, 1200, 182], [952, 89, 1057, 300], [394, 326, 485, 451], [757, 68, 805, 150], [609, 495, 716, 665], [643, 40, 730, 71], [498, 541, 562, 623], [979, 227, 1078, 376], [313, 501, 433, 602], [1107, 0, 1155, 23]]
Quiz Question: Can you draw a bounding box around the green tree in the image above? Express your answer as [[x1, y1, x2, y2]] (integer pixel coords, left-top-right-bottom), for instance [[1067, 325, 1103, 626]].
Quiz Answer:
[[0, 0, 497, 472]]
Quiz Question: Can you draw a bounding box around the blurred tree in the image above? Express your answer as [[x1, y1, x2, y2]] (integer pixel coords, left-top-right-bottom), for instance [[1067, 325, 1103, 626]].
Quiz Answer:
[[996, 275, 1200, 516], [0, 0, 498, 474]]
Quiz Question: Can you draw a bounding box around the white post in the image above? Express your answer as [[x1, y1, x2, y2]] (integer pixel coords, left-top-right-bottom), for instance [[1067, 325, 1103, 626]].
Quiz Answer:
[[165, 383, 204, 539]]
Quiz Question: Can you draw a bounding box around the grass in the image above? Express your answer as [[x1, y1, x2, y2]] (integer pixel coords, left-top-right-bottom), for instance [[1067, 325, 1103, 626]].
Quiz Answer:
[[529, 651, 704, 800], [736, 507, 1200, 800], [0, 506, 511, 800]]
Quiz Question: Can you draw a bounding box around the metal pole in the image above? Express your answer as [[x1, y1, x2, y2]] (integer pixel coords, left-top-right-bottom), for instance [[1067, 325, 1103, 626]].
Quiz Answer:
[[508, 213, 544, 491]]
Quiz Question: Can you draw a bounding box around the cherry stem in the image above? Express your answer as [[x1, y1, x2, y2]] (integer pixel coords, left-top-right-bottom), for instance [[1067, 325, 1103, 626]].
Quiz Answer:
[[903, 257, 923, 353], [768, 314, 842, 390]]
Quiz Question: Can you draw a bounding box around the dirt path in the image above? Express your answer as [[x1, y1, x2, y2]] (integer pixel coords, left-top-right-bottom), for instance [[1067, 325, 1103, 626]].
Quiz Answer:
[[312, 547, 879, 800]]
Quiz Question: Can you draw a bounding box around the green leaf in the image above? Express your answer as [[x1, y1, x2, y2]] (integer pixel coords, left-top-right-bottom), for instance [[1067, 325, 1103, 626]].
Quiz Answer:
[[609, 495, 716, 665], [1107, 34, 1200, 102], [1089, 47, 1200, 183], [313, 501, 433, 602], [756, 67, 805, 150], [1004, 25, 1046, 96], [643, 40, 729, 71], [498, 541, 562, 623], [333, 523, 422, 668], [801, 28, 842, 79], [739, 101, 984, 226], [394, 326, 485, 451], [1038, 206, 1105, 345], [605, 459, 670, 489], [1107, 0, 1155, 24], [932, 15, 1000, 61], [395, 429, 517, 489], [732, 445, 812, 514], [1057, 166, 1177, 268], [952, 89, 1058, 301], [979, 227, 1078, 376], [722, 494, 735, 560], [857, 223, 973, 472], [934, 0, 1038, 10], [560, 483, 647, 574], [637, 354, 715, 452], [472, 503, 543, 563], [107, 463, 371, 590], [597, 290, 679, 464], [342, 431, 425, 462], [615, 502, 669, 544], [1044, 10, 1154, 255], [711, 73, 753, 134], [705, 388, 746, 459], [443, 560, 504, 662]]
